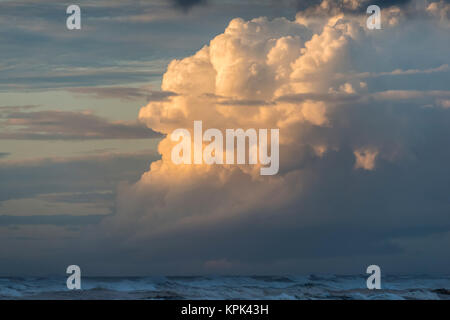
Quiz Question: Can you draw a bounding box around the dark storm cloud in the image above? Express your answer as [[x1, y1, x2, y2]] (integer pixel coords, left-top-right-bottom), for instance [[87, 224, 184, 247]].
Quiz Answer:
[[0, 110, 163, 140], [172, 0, 208, 11], [82, 100, 450, 275], [66, 4, 450, 276]]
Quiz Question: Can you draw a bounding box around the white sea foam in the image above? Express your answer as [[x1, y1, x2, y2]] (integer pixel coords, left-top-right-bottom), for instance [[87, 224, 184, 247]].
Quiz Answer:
[[0, 275, 449, 300]]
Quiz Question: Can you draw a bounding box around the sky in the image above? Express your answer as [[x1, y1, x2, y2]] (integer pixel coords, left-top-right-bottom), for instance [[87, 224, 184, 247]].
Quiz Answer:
[[1, 0, 450, 276]]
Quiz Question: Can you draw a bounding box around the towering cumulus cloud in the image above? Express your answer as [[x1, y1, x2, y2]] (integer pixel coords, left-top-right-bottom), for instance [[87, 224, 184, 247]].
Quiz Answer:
[[100, 1, 450, 274]]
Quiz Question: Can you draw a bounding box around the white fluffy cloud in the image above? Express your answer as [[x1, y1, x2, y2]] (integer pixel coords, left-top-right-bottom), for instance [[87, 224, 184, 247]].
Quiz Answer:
[[97, 1, 450, 273]]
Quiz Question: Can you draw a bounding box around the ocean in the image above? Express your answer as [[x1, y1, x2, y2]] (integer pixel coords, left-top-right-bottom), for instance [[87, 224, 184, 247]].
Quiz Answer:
[[1, 275, 449, 300]]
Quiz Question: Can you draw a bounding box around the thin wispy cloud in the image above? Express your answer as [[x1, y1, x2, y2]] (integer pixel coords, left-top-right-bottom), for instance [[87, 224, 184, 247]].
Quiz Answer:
[[67, 87, 177, 101], [0, 110, 163, 140], [0, 214, 107, 226]]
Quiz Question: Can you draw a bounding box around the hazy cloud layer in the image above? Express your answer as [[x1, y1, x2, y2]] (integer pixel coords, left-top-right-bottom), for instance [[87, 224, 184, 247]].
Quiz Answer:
[[0, 151, 160, 236], [0, 151, 160, 203]]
